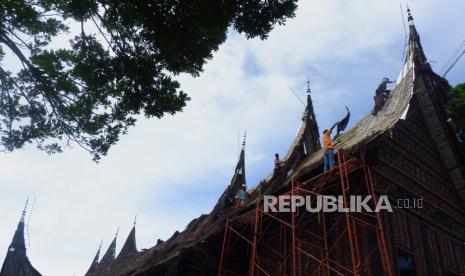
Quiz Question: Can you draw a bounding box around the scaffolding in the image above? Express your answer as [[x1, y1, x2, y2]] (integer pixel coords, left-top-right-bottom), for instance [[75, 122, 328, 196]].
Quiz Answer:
[[218, 151, 393, 276]]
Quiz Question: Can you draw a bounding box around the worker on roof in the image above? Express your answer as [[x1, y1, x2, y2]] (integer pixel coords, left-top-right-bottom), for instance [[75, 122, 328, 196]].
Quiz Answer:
[[274, 153, 284, 171], [372, 77, 395, 115], [323, 123, 337, 172], [377, 77, 395, 95], [235, 184, 248, 208]]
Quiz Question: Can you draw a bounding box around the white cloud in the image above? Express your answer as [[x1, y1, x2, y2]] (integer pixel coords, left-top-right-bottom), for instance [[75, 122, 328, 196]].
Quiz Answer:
[[1, 1, 465, 275]]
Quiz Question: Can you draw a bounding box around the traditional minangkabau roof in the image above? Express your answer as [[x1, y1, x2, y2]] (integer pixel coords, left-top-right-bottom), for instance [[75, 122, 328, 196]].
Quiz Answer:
[[252, 7, 459, 198], [117, 222, 137, 258], [406, 7, 430, 70], [287, 11, 421, 180], [212, 133, 247, 214], [84, 242, 101, 276], [235, 133, 247, 186], [85, 222, 140, 276], [302, 80, 321, 154], [97, 229, 118, 272], [0, 200, 41, 276], [292, 69, 414, 177], [285, 82, 321, 163], [251, 79, 322, 191], [82, 9, 465, 275], [277, 8, 465, 206], [404, 7, 465, 202]]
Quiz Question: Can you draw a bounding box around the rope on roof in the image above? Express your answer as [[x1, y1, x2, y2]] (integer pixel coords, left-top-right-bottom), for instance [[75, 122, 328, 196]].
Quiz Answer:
[[26, 197, 36, 248], [400, 3, 408, 63], [440, 38, 465, 77]]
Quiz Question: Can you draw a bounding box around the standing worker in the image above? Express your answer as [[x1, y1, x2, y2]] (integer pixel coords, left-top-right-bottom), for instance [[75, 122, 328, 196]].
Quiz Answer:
[[323, 123, 337, 172], [274, 153, 284, 172], [372, 77, 395, 115], [235, 184, 248, 208], [377, 77, 395, 96]]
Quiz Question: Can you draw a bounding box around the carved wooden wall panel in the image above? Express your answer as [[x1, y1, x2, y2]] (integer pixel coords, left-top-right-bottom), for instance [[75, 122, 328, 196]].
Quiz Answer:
[[376, 143, 461, 210]]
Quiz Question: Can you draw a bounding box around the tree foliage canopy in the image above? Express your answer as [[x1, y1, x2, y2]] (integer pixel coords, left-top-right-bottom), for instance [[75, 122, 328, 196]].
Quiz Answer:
[[447, 83, 465, 143], [0, 0, 298, 161]]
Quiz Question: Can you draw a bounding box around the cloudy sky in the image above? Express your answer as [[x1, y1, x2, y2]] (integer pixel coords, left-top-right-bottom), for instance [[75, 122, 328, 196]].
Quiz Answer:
[[1, 1, 465, 275]]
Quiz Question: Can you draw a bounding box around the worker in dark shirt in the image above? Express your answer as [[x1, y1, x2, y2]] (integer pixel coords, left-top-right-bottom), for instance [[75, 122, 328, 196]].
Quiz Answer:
[[373, 77, 395, 115], [274, 153, 283, 171]]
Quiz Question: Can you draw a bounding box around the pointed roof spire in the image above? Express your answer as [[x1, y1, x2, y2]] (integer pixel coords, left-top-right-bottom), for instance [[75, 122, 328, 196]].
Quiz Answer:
[[302, 79, 321, 155], [235, 131, 246, 185], [405, 6, 431, 72], [117, 224, 138, 258], [9, 199, 29, 256], [211, 131, 248, 214], [305, 80, 314, 116], [1, 200, 41, 276], [99, 228, 118, 267], [96, 240, 103, 259], [84, 242, 102, 276]]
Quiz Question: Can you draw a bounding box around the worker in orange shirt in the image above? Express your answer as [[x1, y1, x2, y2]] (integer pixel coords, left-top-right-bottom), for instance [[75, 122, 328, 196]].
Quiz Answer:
[[323, 123, 337, 172]]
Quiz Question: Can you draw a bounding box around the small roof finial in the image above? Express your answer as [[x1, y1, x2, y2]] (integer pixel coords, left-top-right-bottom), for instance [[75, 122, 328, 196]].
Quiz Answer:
[[20, 197, 29, 223], [115, 227, 119, 239], [306, 79, 311, 94], [407, 5, 414, 24], [133, 215, 137, 227], [241, 131, 246, 149]]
